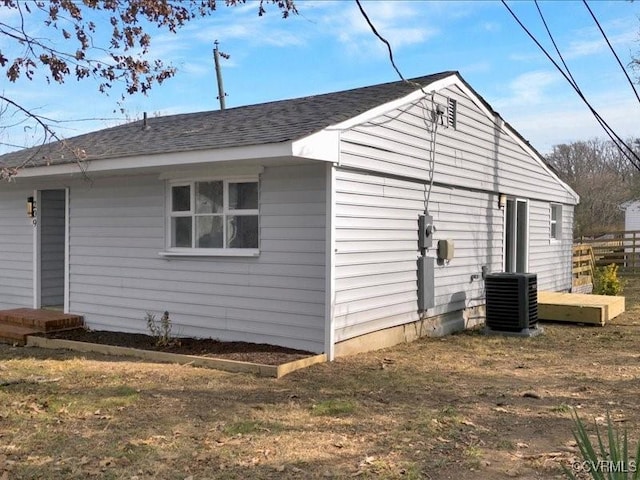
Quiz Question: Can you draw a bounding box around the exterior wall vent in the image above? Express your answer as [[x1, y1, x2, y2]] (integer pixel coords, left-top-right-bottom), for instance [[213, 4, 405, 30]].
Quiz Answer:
[[447, 98, 457, 129], [485, 272, 542, 337]]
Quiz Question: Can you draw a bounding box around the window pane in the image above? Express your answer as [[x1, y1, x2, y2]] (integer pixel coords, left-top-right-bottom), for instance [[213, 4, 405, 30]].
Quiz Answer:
[[229, 182, 258, 210], [172, 185, 191, 212], [551, 205, 561, 239], [227, 215, 258, 248], [196, 181, 223, 214], [196, 216, 223, 248], [172, 217, 192, 247]]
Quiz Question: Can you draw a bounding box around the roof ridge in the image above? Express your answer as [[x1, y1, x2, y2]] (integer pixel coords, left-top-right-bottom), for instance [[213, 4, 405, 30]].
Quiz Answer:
[[0, 71, 458, 167]]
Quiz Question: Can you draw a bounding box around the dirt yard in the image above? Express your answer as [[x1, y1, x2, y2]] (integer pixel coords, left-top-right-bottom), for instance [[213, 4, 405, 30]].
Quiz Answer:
[[1, 277, 640, 479]]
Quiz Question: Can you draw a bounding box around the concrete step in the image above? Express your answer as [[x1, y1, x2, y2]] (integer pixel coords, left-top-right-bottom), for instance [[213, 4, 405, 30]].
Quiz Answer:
[[0, 324, 41, 346], [0, 308, 83, 331]]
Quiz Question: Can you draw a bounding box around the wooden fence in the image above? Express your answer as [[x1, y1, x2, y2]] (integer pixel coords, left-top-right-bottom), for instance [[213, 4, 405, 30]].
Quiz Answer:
[[572, 243, 595, 289], [575, 230, 640, 273]]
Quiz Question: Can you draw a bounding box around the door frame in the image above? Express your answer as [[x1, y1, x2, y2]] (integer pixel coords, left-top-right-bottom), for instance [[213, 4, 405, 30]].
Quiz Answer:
[[32, 188, 70, 312], [503, 197, 529, 273]]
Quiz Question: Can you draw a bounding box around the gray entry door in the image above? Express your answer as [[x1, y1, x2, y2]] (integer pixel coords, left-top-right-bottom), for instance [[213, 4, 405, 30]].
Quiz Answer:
[[39, 189, 66, 308]]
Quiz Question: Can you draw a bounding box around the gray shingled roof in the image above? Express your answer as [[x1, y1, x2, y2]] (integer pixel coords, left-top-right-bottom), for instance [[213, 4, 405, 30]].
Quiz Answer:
[[0, 71, 456, 169]]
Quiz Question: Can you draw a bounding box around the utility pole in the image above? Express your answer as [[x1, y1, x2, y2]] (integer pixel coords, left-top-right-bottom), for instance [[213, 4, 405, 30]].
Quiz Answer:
[[213, 40, 229, 110]]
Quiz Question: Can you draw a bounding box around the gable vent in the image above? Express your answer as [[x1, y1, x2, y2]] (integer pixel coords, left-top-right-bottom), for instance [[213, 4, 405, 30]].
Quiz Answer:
[[447, 98, 457, 129]]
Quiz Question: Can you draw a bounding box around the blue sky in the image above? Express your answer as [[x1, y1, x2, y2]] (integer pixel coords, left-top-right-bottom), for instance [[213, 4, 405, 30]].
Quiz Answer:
[[1, 0, 639, 155]]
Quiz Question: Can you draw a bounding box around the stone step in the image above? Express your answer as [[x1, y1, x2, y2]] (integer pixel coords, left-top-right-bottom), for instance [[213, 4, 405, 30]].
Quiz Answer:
[[0, 308, 83, 331], [0, 324, 41, 346]]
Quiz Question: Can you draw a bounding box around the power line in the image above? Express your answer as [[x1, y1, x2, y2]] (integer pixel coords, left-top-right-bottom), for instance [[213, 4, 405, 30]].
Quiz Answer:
[[354, 0, 406, 82], [534, 0, 640, 170], [353, 0, 438, 215], [582, 0, 640, 105], [534, 1, 580, 93], [501, 0, 640, 170]]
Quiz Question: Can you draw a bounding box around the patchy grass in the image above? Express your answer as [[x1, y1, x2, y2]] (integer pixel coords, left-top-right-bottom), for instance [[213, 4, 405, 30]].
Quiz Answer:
[[311, 399, 356, 416], [222, 420, 284, 436], [0, 277, 640, 479]]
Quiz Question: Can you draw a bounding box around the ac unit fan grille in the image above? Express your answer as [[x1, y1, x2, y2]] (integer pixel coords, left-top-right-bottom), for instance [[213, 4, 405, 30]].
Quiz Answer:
[[485, 273, 538, 333]]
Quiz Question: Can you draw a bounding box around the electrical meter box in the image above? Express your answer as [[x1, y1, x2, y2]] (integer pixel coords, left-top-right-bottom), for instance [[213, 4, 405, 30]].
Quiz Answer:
[[418, 214, 435, 250]]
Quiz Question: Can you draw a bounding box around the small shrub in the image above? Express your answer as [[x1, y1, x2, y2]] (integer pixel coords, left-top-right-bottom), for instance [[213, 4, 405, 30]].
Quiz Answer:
[[594, 264, 623, 296], [146, 310, 173, 347], [563, 410, 640, 480]]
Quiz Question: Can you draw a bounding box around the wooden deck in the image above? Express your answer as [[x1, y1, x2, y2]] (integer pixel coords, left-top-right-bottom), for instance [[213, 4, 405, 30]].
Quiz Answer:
[[0, 308, 84, 345], [538, 291, 625, 326]]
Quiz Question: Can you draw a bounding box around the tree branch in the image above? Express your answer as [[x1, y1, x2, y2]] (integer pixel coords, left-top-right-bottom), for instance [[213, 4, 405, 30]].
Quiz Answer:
[[0, 95, 89, 180]]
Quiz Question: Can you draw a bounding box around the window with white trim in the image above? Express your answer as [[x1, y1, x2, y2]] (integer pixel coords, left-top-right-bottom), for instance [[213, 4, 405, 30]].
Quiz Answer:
[[169, 178, 259, 252], [550, 204, 561, 240]]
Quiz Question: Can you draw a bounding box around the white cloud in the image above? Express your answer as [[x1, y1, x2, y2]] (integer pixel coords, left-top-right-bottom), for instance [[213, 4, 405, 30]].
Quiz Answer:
[[0, 5, 19, 22], [494, 70, 562, 108], [317, 1, 439, 57], [566, 30, 637, 59], [190, 13, 306, 48], [177, 61, 214, 76], [501, 89, 640, 153], [479, 21, 501, 33]]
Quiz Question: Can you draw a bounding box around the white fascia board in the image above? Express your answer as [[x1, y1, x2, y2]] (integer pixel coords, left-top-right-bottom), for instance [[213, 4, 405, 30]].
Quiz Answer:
[[327, 75, 459, 132], [159, 164, 265, 181], [321, 71, 579, 206], [290, 75, 459, 163], [13, 142, 294, 179], [291, 129, 340, 162]]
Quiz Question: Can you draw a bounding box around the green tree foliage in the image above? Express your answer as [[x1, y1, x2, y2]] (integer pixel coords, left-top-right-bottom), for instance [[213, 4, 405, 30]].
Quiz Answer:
[[546, 138, 640, 238]]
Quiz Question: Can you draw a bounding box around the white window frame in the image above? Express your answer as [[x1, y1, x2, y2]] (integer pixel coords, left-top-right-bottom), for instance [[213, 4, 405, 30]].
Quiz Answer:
[[550, 204, 561, 241], [160, 176, 259, 257]]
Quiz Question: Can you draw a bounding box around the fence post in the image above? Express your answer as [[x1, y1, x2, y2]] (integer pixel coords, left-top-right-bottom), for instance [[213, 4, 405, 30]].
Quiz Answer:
[[634, 231, 637, 273]]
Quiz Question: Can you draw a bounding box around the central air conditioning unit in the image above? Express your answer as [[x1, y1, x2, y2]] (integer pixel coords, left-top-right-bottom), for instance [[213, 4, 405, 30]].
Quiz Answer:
[[484, 272, 542, 337]]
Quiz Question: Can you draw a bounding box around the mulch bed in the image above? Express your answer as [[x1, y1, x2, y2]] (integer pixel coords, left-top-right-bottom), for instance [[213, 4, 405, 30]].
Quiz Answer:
[[45, 329, 313, 366]]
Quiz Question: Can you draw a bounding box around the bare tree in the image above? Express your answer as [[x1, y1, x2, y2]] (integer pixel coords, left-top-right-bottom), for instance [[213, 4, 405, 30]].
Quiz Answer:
[[0, 0, 296, 178], [547, 138, 640, 238]]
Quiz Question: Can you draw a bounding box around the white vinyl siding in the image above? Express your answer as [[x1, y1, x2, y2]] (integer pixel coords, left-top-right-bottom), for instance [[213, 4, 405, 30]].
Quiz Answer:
[[529, 200, 573, 291], [334, 169, 503, 342], [339, 85, 576, 205], [333, 84, 575, 342], [0, 189, 34, 308], [624, 201, 640, 231], [68, 164, 326, 353]]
